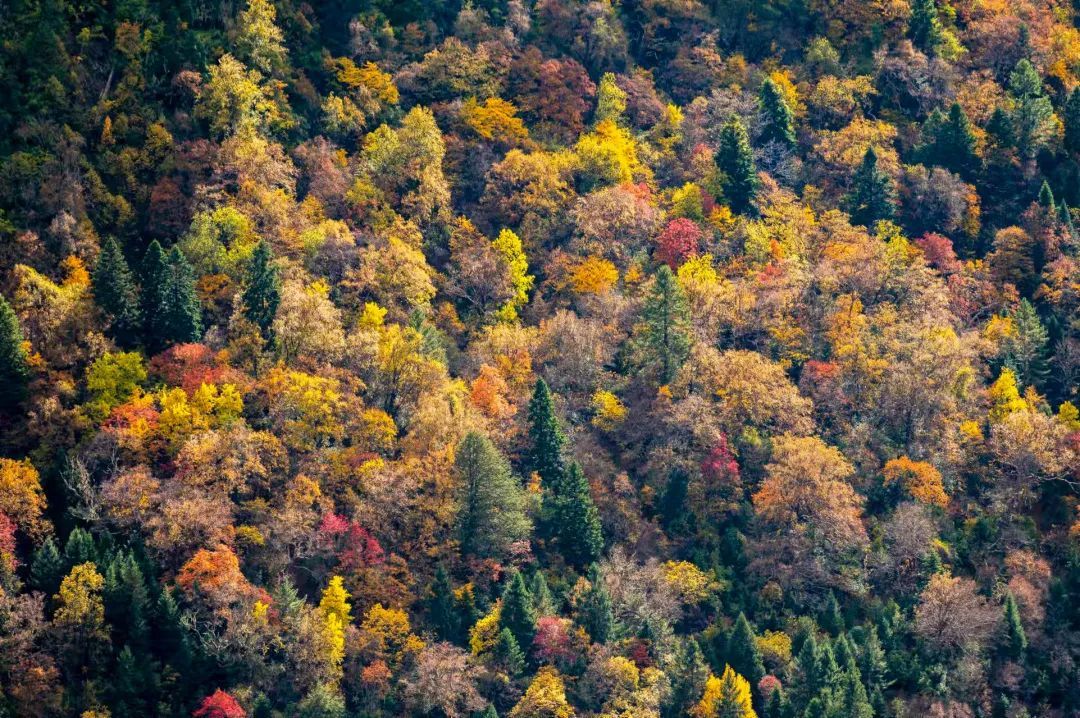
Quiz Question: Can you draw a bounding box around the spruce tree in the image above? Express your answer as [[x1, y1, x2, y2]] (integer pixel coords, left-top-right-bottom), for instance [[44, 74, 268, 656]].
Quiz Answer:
[[932, 103, 979, 178], [30, 537, 64, 594], [820, 592, 845, 636], [847, 146, 895, 229], [664, 637, 709, 718], [0, 294, 29, 410], [659, 466, 690, 535], [766, 685, 790, 718], [552, 463, 604, 568], [527, 378, 568, 491], [480, 706, 499, 718], [455, 431, 532, 561], [717, 116, 759, 214], [64, 527, 97, 566], [493, 628, 525, 676], [242, 240, 280, 341], [858, 626, 888, 695], [530, 571, 556, 616], [837, 668, 873, 718], [638, 265, 691, 385], [1003, 592, 1028, 660], [141, 240, 171, 351], [578, 563, 615, 644], [759, 78, 796, 149], [908, 0, 943, 54], [163, 247, 202, 345], [986, 107, 1015, 148], [92, 238, 142, 343], [727, 613, 766, 689], [1038, 180, 1055, 209], [427, 567, 459, 643], [500, 571, 537, 651], [1064, 88, 1080, 154], [833, 633, 855, 669]]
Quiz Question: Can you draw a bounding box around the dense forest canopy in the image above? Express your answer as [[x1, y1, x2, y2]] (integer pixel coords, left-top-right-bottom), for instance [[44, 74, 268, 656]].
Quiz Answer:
[[0, 0, 1079, 717]]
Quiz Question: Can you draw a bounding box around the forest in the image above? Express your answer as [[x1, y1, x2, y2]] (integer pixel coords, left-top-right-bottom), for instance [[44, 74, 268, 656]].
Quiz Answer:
[[0, 0, 1078, 716]]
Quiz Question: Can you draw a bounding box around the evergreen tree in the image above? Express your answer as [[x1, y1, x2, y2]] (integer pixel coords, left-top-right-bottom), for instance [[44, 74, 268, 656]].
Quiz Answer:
[[30, 537, 64, 594], [727, 613, 766, 689], [493, 627, 526, 676], [717, 116, 759, 214], [527, 378, 568, 491], [836, 668, 873, 718], [664, 637, 709, 718], [64, 527, 97, 566], [846, 146, 895, 228], [931, 103, 980, 177], [908, 0, 943, 54], [1064, 88, 1080, 154], [427, 567, 459, 643], [766, 685, 790, 718], [758, 78, 796, 149], [480, 706, 499, 718], [92, 238, 142, 343], [1003, 592, 1028, 660], [111, 644, 153, 718], [577, 563, 615, 644], [796, 633, 822, 697], [455, 431, 532, 561], [1010, 59, 1054, 159], [1006, 299, 1048, 386], [530, 571, 556, 616], [242, 240, 280, 341], [551, 463, 604, 568], [858, 627, 889, 696], [833, 633, 855, 669], [500, 571, 537, 651], [986, 107, 1015, 148], [1038, 180, 1055, 209], [659, 466, 690, 535], [820, 592, 845, 636], [163, 247, 203, 345], [638, 265, 691, 385], [104, 552, 150, 650], [141, 240, 171, 351], [0, 294, 29, 410]]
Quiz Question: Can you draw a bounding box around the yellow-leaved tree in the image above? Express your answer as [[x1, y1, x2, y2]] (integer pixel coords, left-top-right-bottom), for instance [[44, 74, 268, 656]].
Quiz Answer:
[[692, 665, 756, 718]]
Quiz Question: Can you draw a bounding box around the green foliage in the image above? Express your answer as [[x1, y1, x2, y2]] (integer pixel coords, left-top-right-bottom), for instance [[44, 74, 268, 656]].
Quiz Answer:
[[550, 463, 604, 568], [528, 378, 568, 491], [577, 563, 615, 644], [455, 431, 532, 561], [758, 78, 796, 149], [727, 613, 766, 689], [717, 117, 759, 214], [92, 238, 142, 343], [908, 0, 943, 54], [242, 240, 281, 341], [637, 265, 691, 384], [1003, 592, 1028, 660], [846, 147, 895, 228], [0, 294, 29, 410], [500, 571, 538, 652], [494, 627, 526, 675]]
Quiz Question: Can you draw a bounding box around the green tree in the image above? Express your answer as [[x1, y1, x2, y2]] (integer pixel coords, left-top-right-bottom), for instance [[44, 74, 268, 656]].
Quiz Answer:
[[527, 378, 568, 492], [595, 72, 627, 126], [1005, 299, 1048, 386], [141, 241, 171, 351], [758, 78, 796, 149], [427, 567, 459, 643], [820, 592, 845, 636], [550, 463, 604, 568], [1064, 88, 1080, 154], [500, 571, 537, 652], [30, 537, 64, 594], [1009, 59, 1054, 159], [846, 146, 895, 228], [0, 294, 29, 410], [726, 613, 766, 690], [162, 247, 203, 346], [577, 563, 615, 644], [1003, 592, 1027, 660], [242, 240, 280, 342], [927, 103, 979, 178], [530, 572, 556, 616], [493, 627, 526, 676], [664, 637, 710, 718], [716, 117, 759, 214], [92, 238, 142, 344], [455, 431, 532, 561], [908, 0, 943, 54], [637, 265, 691, 384]]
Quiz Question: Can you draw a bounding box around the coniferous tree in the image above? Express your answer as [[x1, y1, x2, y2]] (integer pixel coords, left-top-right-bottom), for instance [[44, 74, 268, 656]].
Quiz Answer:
[[986, 107, 1015, 148], [717, 116, 759, 214], [493, 628, 526, 676], [0, 294, 29, 410], [758, 78, 796, 149], [578, 563, 615, 644], [92, 238, 142, 343], [1006, 299, 1048, 386], [242, 240, 280, 341], [30, 537, 64, 594], [659, 466, 690, 535], [833, 633, 855, 668], [1038, 179, 1055, 208], [1010, 59, 1054, 159], [500, 571, 537, 651], [858, 627, 888, 696], [727, 613, 766, 690], [427, 567, 459, 643], [455, 431, 532, 561], [820, 592, 845, 636], [480, 706, 499, 718], [847, 146, 895, 228], [909, 0, 943, 54], [664, 637, 709, 718], [766, 685, 790, 718], [163, 247, 202, 345], [638, 265, 691, 385], [141, 240, 171, 351], [530, 571, 556, 616], [527, 378, 568, 492], [104, 552, 150, 650], [836, 668, 873, 718], [932, 103, 980, 178], [64, 527, 97, 566], [552, 463, 604, 568], [1003, 592, 1028, 660], [1064, 88, 1080, 154]]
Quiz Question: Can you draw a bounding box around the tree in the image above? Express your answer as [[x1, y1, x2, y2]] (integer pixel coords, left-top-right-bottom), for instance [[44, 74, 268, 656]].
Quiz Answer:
[[665, 638, 710, 718], [1009, 59, 1054, 159], [455, 431, 532, 561], [595, 72, 627, 126], [531, 572, 556, 616], [692, 665, 757, 718], [914, 572, 1000, 655], [428, 567, 459, 643], [528, 378, 568, 491], [508, 667, 574, 718], [1064, 88, 1080, 154], [655, 218, 703, 268], [163, 247, 202, 346], [716, 117, 759, 214], [1004, 299, 1048, 386], [141, 240, 170, 351], [577, 563, 614, 644], [193, 689, 246, 718], [500, 571, 538, 652], [0, 294, 29, 411], [927, 103, 979, 178], [241, 241, 280, 342], [319, 576, 352, 626], [1002, 591, 1027, 660], [550, 463, 604, 568], [846, 147, 894, 228], [91, 238, 141, 343], [759, 78, 796, 149], [908, 0, 943, 54], [726, 613, 765, 690], [637, 265, 691, 384], [494, 627, 526, 675], [235, 0, 288, 76]]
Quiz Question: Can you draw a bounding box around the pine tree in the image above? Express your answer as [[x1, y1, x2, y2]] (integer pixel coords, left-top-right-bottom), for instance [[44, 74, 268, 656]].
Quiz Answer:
[[932, 103, 980, 178], [1064, 88, 1080, 154], [659, 466, 690, 535], [104, 552, 150, 650], [638, 265, 691, 385], [64, 527, 97, 566], [727, 613, 766, 689], [858, 626, 888, 695], [163, 247, 202, 345], [716, 116, 759, 214], [427, 567, 459, 643], [0, 294, 29, 410], [986, 107, 1015, 148], [578, 563, 615, 644], [30, 537, 64, 594], [837, 668, 873, 718], [527, 378, 568, 492], [758, 78, 796, 149], [455, 431, 532, 560], [552, 463, 604, 568], [92, 238, 142, 343], [493, 627, 526, 676], [833, 633, 855, 668], [111, 644, 152, 718], [796, 633, 822, 697], [820, 592, 845, 636], [664, 637, 709, 718], [1006, 299, 1048, 386], [530, 571, 556, 616], [500, 571, 537, 651], [242, 240, 280, 341], [909, 0, 943, 54], [1010, 59, 1054, 159], [1003, 592, 1028, 660], [847, 146, 895, 229], [141, 240, 171, 351]]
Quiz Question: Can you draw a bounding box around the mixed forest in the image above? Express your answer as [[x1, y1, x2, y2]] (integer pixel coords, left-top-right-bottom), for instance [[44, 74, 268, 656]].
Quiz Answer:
[[1, 0, 1080, 716]]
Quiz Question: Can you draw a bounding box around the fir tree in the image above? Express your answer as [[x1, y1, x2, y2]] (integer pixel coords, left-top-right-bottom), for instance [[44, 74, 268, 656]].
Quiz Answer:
[[500, 571, 537, 651], [427, 567, 459, 643], [551, 463, 604, 568], [530, 571, 556, 616], [664, 637, 709, 718], [820, 592, 845, 636], [847, 146, 895, 229], [30, 537, 64, 594], [111, 644, 152, 718], [1006, 299, 1048, 386], [104, 552, 150, 650], [480, 706, 499, 718], [92, 238, 142, 343], [0, 294, 29, 410], [717, 116, 759, 214], [766, 685, 790, 718], [659, 466, 690, 535], [1038, 180, 1055, 209], [638, 265, 691, 385], [1064, 88, 1080, 154], [858, 627, 889, 695], [578, 563, 615, 644], [1003, 592, 1028, 660], [833, 633, 855, 669], [64, 527, 97, 566], [1010, 59, 1054, 159], [242, 240, 280, 342], [909, 0, 943, 54], [837, 668, 873, 718], [163, 247, 202, 345], [933, 103, 980, 178], [141, 240, 171, 351], [455, 431, 532, 561], [986, 107, 1015, 148], [527, 378, 568, 492], [727, 613, 766, 689], [493, 628, 526, 676], [758, 78, 796, 149]]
